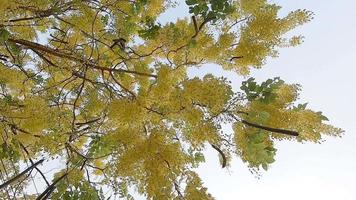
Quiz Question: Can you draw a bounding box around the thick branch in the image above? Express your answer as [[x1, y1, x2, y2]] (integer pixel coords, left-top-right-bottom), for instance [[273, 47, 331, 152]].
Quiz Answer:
[[210, 144, 227, 168], [241, 120, 299, 136], [8, 38, 157, 78], [36, 173, 68, 200], [0, 159, 44, 190], [7, 13, 53, 23], [192, 16, 198, 34], [191, 16, 215, 38]]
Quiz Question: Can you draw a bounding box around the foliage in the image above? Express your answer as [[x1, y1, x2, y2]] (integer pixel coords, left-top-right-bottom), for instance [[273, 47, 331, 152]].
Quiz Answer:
[[0, 0, 342, 199]]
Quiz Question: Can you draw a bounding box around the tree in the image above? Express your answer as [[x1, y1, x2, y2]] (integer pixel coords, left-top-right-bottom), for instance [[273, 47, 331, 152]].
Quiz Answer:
[[0, 0, 343, 199]]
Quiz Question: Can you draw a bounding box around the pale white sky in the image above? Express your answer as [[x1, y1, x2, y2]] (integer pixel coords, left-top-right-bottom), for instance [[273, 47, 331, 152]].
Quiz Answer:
[[167, 0, 356, 200]]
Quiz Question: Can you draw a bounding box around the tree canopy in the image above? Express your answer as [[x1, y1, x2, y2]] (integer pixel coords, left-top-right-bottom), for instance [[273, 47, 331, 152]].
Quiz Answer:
[[0, 0, 343, 199]]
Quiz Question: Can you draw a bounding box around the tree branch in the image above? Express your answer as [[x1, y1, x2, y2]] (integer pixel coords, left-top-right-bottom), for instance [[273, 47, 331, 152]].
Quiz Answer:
[[19, 143, 50, 186], [230, 56, 243, 61], [8, 38, 157, 78], [241, 120, 299, 136], [192, 16, 198, 34], [0, 159, 44, 190], [191, 16, 215, 38], [35, 173, 68, 200], [210, 144, 227, 168]]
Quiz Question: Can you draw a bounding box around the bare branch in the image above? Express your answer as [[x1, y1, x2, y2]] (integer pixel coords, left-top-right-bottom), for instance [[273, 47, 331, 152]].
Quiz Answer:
[[35, 173, 68, 200], [210, 144, 227, 168], [0, 159, 44, 190]]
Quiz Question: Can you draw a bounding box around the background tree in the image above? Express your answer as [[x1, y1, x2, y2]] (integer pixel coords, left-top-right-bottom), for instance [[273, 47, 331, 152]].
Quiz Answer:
[[0, 0, 343, 199]]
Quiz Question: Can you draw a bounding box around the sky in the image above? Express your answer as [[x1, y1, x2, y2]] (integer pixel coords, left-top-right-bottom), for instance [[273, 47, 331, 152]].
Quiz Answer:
[[161, 0, 356, 200]]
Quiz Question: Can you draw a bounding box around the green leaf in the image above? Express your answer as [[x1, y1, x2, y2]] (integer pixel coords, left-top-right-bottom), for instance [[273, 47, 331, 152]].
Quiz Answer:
[[299, 103, 308, 110], [8, 42, 21, 55], [188, 38, 197, 48], [185, 0, 197, 6], [0, 28, 11, 42], [316, 111, 329, 121], [262, 163, 268, 170], [138, 18, 161, 39], [101, 14, 109, 24], [194, 152, 205, 163], [256, 110, 270, 123]]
